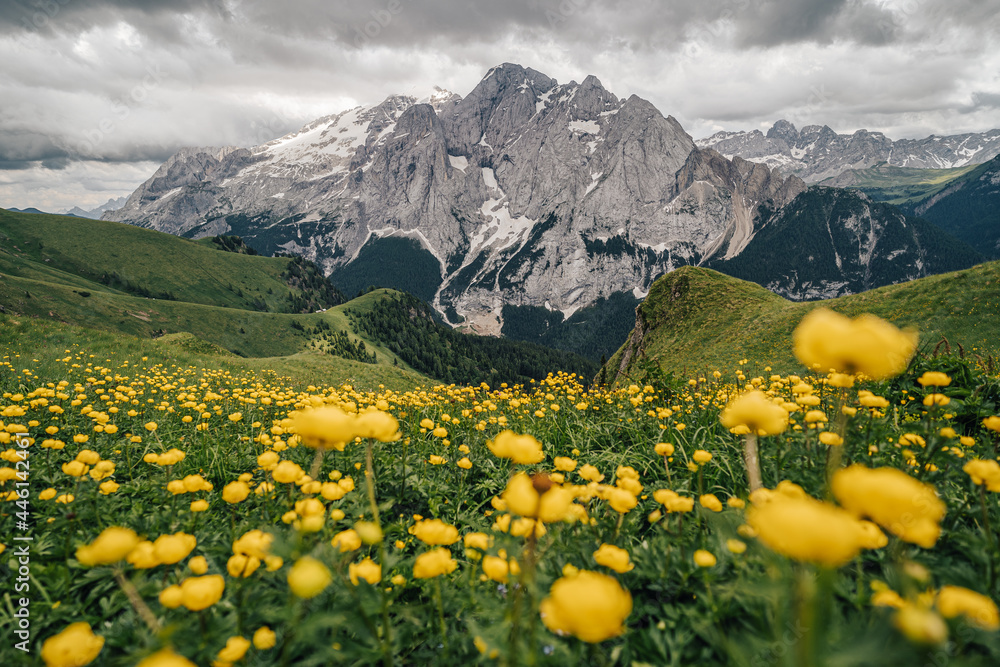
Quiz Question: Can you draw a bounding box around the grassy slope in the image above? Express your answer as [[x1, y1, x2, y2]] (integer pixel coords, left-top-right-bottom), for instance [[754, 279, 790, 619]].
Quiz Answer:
[[0, 270, 422, 367], [0, 208, 298, 311], [0, 209, 433, 385], [0, 314, 428, 393], [821, 163, 978, 204], [609, 261, 1000, 379]]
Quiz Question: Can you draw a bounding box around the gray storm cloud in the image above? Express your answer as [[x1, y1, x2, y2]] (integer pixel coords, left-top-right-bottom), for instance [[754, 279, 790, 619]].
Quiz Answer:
[[1, 0, 998, 209]]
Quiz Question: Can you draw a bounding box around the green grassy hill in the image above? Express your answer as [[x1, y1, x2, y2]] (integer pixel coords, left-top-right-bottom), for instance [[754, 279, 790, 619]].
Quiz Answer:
[[820, 163, 978, 204], [0, 209, 596, 387], [0, 313, 428, 392], [904, 155, 1000, 259], [0, 208, 342, 312], [608, 261, 1000, 381]]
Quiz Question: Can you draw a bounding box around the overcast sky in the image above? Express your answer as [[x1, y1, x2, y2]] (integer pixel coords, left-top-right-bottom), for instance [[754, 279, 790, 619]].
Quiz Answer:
[[1, 0, 998, 211]]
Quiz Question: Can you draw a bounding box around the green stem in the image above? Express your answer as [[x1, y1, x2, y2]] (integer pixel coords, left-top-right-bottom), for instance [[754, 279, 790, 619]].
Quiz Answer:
[[743, 433, 762, 492], [434, 577, 448, 653], [981, 485, 997, 591]]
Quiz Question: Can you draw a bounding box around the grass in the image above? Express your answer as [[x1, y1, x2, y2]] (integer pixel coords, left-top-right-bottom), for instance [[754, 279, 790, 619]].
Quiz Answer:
[[610, 262, 1000, 381], [1, 323, 998, 666], [0, 209, 299, 311], [821, 163, 979, 205], [0, 313, 429, 393], [0, 209, 437, 386]]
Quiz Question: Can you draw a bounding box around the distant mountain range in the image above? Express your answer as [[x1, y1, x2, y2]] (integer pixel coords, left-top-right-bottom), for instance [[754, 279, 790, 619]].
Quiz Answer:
[[697, 120, 1000, 183], [103, 64, 983, 332], [63, 196, 129, 219], [3, 196, 127, 220]]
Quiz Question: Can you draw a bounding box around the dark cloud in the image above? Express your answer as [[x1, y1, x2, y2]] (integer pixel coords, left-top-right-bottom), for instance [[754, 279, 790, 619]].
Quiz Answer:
[[0, 0, 998, 210]]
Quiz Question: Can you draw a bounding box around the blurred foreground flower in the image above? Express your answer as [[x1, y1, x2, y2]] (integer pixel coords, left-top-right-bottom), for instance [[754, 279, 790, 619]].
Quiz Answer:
[[540, 570, 632, 643], [832, 465, 945, 548], [793, 308, 917, 379]]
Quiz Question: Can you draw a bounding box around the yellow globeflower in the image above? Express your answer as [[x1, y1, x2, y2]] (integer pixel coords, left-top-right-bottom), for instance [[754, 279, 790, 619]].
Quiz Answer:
[[540, 570, 632, 643], [41, 622, 104, 667], [190, 499, 209, 514], [482, 554, 520, 582], [271, 460, 304, 484], [593, 544, 634, 573], [726, 539, 747, 555], [963, 459, 1000, 492], [487, 430, 544, 465], [179, 574, 225, 611], [222, 481, 250, 504], [554, 456, 577, 472], [412, 518, 460, 546], [253, 627, 276, 650], [287, 556, 331, 598], [355, 410, 400, 442], [291, 406, 356, 450], [332, 529, 362, 553], [127, 541, 160, 569], [159, 585, 183, 609], [464, 532, 491, 551], [893, 603, 948, 645], [232, 529, 273, 559], [135, 648, 197, 667], [818, 432, 843, 446], [413, 548, 458, 579], [348, 557, 382, 585], [936, 586, 1000, 630], [227, 554, 261, 578], [694, 550, 717, 567], [747, 492, 867, 567], [793, 308, 917, 379], [578, 464, 604, 482], [76, 527, 141, 566], [216, 636, 251, 663], [654, 442, 674, 457], [608, 488, 638, 514], [152, 533, 197, 565], [699, 494, 723, 512], [501, 473, 574, 522], [832, 465, 946, 548], [188, 556, 208, 575], [719, 391, 788, 436], [918, 372, 952, 387], [62, 460, 88, 477], [984, 416, 1000, 432]]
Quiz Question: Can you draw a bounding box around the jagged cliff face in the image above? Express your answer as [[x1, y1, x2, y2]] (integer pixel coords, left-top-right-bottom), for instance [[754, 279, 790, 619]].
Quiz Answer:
[[106, 64, 806, 334], [708, 187, 980, 301], [697, 120, 1000, 182]]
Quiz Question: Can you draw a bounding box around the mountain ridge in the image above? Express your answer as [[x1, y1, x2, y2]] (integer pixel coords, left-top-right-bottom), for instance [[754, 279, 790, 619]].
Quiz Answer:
[[104, 63, 980, 332], [697, 120, 1000, 182]]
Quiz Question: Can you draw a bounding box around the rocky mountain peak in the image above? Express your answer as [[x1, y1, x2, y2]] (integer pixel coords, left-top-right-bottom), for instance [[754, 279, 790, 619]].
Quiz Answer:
[[701, 120, 1000, 181], [766, 119, 799, 142], [106, 63, 956, 334]]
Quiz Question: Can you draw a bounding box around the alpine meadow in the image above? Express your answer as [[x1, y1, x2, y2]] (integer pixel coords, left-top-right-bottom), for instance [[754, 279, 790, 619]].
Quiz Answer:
[[2, 1, 1000, 666]]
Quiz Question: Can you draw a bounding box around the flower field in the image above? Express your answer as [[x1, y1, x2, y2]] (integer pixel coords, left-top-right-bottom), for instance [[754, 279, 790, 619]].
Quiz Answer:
[[2, 310, 999, 666]]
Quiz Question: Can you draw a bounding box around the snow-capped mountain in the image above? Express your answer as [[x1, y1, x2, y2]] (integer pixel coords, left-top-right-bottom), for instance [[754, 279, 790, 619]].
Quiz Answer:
[[697, 120, 1000, 182], [64, 196, 128, 220], [105, 65, 977, 331]]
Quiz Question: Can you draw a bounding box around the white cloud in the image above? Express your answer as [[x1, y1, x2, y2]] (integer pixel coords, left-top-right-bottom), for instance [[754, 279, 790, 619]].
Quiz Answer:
[[0, 0, 997, 210]]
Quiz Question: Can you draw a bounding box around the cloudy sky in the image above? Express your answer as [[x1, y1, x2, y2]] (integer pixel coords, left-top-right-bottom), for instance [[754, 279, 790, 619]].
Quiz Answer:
[[1, 0, 998, 211]]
